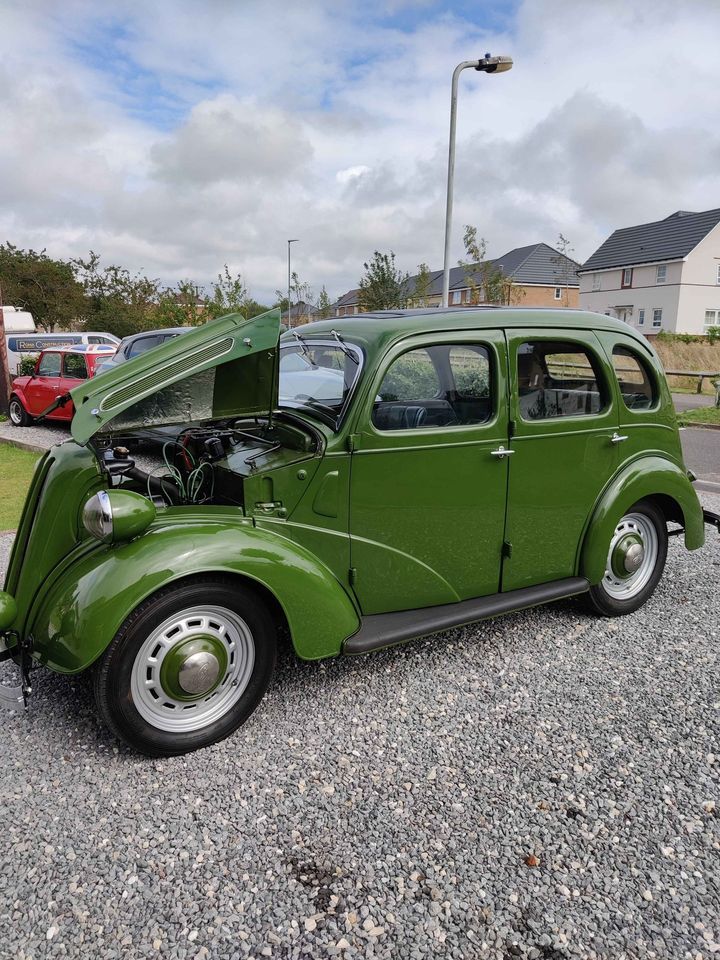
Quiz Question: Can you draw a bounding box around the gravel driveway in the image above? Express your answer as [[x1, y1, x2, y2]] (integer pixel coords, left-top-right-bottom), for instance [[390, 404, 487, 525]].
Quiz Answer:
[[0, 495, 718, 960]]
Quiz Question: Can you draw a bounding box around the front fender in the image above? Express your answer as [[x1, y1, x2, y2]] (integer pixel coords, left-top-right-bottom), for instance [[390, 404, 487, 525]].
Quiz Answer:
[[29, 517, 360, 674], [581, 456, 705, 584]]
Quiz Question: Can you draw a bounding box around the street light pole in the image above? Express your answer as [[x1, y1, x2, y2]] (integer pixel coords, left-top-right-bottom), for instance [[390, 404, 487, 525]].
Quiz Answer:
[[287, 239, 299, 328], [441, 54, 513, 309]]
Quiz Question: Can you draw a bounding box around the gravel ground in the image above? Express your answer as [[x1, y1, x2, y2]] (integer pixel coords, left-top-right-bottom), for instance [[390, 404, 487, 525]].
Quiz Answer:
[[0, 419, 69, 451], [0, 496, 719, 960]]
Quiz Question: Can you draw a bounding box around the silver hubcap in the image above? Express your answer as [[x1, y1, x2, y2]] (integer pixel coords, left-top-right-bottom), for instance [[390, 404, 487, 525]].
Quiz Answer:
[[603, 513, 658, 600], [130, 605, 255, 733], [179, 651, 221, 695], [9, 400, 22, 424]]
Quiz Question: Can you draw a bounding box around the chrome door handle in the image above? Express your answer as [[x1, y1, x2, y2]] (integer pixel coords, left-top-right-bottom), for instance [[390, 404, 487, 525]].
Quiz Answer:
[[610, 432, 628, 444], [490, 446, 515, 458]]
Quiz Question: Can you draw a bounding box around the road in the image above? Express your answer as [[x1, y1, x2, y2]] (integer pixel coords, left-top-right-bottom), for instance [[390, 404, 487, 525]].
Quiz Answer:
[[680, 426, 720, 487], [671, 392, 716, 413]]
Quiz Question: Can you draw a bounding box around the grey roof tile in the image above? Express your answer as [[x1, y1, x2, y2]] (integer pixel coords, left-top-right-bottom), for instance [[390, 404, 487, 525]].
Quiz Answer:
[[579, 208, 720, 273]]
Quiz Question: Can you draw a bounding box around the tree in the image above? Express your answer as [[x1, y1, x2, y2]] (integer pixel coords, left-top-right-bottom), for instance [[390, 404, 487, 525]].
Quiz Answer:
[[358, 251, 408, 312], [73, 252, 164, 339], [0, 243, 85, 331], [552, 233, 575, 307], [458, 226, 523, 306], [205, 265, 249, 320], [316, 286, 333, 319], [411, 262, 433, 307]]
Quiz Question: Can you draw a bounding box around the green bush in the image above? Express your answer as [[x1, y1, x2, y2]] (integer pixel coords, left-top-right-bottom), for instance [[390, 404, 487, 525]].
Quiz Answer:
[[706, 326, 720, 344], [17, 355, 39, 376]]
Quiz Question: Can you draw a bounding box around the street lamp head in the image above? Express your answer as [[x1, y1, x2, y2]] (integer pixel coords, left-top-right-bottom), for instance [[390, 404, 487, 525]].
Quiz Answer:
[[475, 54, 513, 74]]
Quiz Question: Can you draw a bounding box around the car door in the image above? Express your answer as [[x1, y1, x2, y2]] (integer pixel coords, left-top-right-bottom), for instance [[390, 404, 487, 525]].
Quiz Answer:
[[23, 351, 64, 416], [501, 331, 619, 591], [59, 352, 90, 420], [348, 331, 509, 615]]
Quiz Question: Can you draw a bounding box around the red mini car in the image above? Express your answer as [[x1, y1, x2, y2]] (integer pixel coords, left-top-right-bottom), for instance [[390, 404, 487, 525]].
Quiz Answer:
[[9, 345, 115, 426]]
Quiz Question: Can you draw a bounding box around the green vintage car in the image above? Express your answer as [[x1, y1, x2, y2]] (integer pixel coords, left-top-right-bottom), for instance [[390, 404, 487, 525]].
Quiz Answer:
[[1, 307, 717, 755]]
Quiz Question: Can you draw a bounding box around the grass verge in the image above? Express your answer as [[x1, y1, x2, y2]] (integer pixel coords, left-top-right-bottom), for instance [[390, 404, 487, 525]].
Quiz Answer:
[[678, 406, 720, 427], [0, 443, 40, 530]]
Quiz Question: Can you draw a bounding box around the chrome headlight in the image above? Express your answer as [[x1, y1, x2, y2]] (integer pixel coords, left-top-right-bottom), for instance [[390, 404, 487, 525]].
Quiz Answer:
[[82, 490, 113, 543], [82, 490, 156, 544]]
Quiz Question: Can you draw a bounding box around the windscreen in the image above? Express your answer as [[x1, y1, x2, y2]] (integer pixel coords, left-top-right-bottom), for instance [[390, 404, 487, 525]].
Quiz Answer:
[[278, 340, 361, 426]]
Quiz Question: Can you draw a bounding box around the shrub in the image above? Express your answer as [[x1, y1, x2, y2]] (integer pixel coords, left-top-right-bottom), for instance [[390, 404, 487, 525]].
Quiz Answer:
[[17, 355, 39, 376]]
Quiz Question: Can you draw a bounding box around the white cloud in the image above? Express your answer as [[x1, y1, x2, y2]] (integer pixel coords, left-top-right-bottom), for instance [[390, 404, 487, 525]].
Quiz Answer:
[[1, 0, 720, 305]]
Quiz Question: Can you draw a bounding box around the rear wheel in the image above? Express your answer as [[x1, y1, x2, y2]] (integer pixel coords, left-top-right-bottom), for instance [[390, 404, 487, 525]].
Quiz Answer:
[[586, 500, 668, 616], [8, 395, 31, 427], [93, 578, 276, 756]]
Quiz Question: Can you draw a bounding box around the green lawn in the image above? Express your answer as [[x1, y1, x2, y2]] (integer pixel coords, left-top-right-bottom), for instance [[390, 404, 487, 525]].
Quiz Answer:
[[0, 444, 40, 530], [678, 406, 720, 426]]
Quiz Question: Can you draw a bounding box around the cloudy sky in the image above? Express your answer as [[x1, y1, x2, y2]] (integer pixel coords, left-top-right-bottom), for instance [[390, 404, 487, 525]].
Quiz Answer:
[[2, 0, 720, 304]]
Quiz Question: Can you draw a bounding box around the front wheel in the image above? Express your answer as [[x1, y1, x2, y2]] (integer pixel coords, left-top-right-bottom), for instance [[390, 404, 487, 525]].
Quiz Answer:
[[93, 578, 277, 756], [586, 500, 668, 616], [8, 395, 31, 427]]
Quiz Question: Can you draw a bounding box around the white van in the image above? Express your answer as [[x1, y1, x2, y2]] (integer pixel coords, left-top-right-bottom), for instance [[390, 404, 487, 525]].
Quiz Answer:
[[5, 329, 120, 375]]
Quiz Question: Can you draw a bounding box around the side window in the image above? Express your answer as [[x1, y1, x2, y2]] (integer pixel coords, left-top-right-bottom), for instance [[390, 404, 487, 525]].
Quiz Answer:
[[37, 353, 62, 377], [448, 345, 492, 423], [517, 341, 607, 421], [372, 343, 492, 430], [128, 335, 163, 358], [63, 353, 89, 380], [611, 346, 657, 410]]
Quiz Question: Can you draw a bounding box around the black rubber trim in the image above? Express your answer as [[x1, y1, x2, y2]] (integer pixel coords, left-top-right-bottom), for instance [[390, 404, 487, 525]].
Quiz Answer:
[[344, 577, 590, 655], [703, 509, 720, 533]]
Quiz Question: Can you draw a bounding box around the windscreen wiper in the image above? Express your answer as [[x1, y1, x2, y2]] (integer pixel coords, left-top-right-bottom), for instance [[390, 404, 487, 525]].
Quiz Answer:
[[291, 330, 317, 366], [330, 329, 357, 364]]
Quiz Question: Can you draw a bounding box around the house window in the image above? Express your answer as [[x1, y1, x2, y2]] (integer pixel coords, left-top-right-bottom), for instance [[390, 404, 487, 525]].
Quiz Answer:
[[656, 265, 667, 284], [450, 291, 461, 305], [638, 309, 645, 326], [716, 264, 720, 284], [592, 275, 601, 292], [652, 308, 662, 328], [704, 309, 720, 331], [554, 287, 562, 300], [621, 268, 633, 288]]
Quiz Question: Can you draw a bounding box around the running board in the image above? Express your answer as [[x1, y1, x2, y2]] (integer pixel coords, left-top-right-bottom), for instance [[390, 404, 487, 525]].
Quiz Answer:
[[344, 577, 590, 655]]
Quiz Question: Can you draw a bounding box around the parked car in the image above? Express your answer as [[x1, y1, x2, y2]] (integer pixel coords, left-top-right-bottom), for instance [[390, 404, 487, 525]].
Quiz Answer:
[[8, 344, 116, 426], [0, 307, 717, 755], [5, 331, 119, 376], [95, 327, 191, 375]]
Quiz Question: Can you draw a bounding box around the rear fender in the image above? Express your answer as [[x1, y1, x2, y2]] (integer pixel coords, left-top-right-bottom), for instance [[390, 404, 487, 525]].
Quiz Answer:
[[580, 456, 705, 584], [29, 519, 360, 674]]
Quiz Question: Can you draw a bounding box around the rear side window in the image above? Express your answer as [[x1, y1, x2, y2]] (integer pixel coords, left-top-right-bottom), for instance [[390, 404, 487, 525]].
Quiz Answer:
[[611, 346, 657, 410], [517, 341, 607, 420], [37, 353, 62, 376], [373, 343, 492, 430], [63, 353, 89, 379], [128, 335, 164, 358]]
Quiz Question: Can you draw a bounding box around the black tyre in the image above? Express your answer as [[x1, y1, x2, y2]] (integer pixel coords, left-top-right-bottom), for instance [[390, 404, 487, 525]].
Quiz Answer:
[[93, 577, 276, 756], [586, 500, 668, 617], [8, 395, 31, 427]]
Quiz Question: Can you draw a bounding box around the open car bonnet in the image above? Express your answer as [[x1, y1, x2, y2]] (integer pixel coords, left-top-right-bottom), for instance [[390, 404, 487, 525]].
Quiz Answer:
[[70, 309, 281, 443]]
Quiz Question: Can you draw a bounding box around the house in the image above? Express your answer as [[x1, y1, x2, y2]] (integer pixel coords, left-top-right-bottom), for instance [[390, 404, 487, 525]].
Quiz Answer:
[[282, 300, 315, 326], [578, 208, 720, 335], [334, 243, 580, 315], [335, 289, 361, 316]]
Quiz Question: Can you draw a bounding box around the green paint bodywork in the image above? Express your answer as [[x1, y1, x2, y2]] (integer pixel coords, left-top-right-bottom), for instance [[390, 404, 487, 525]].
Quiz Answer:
[[2, 307, 707, 677]]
